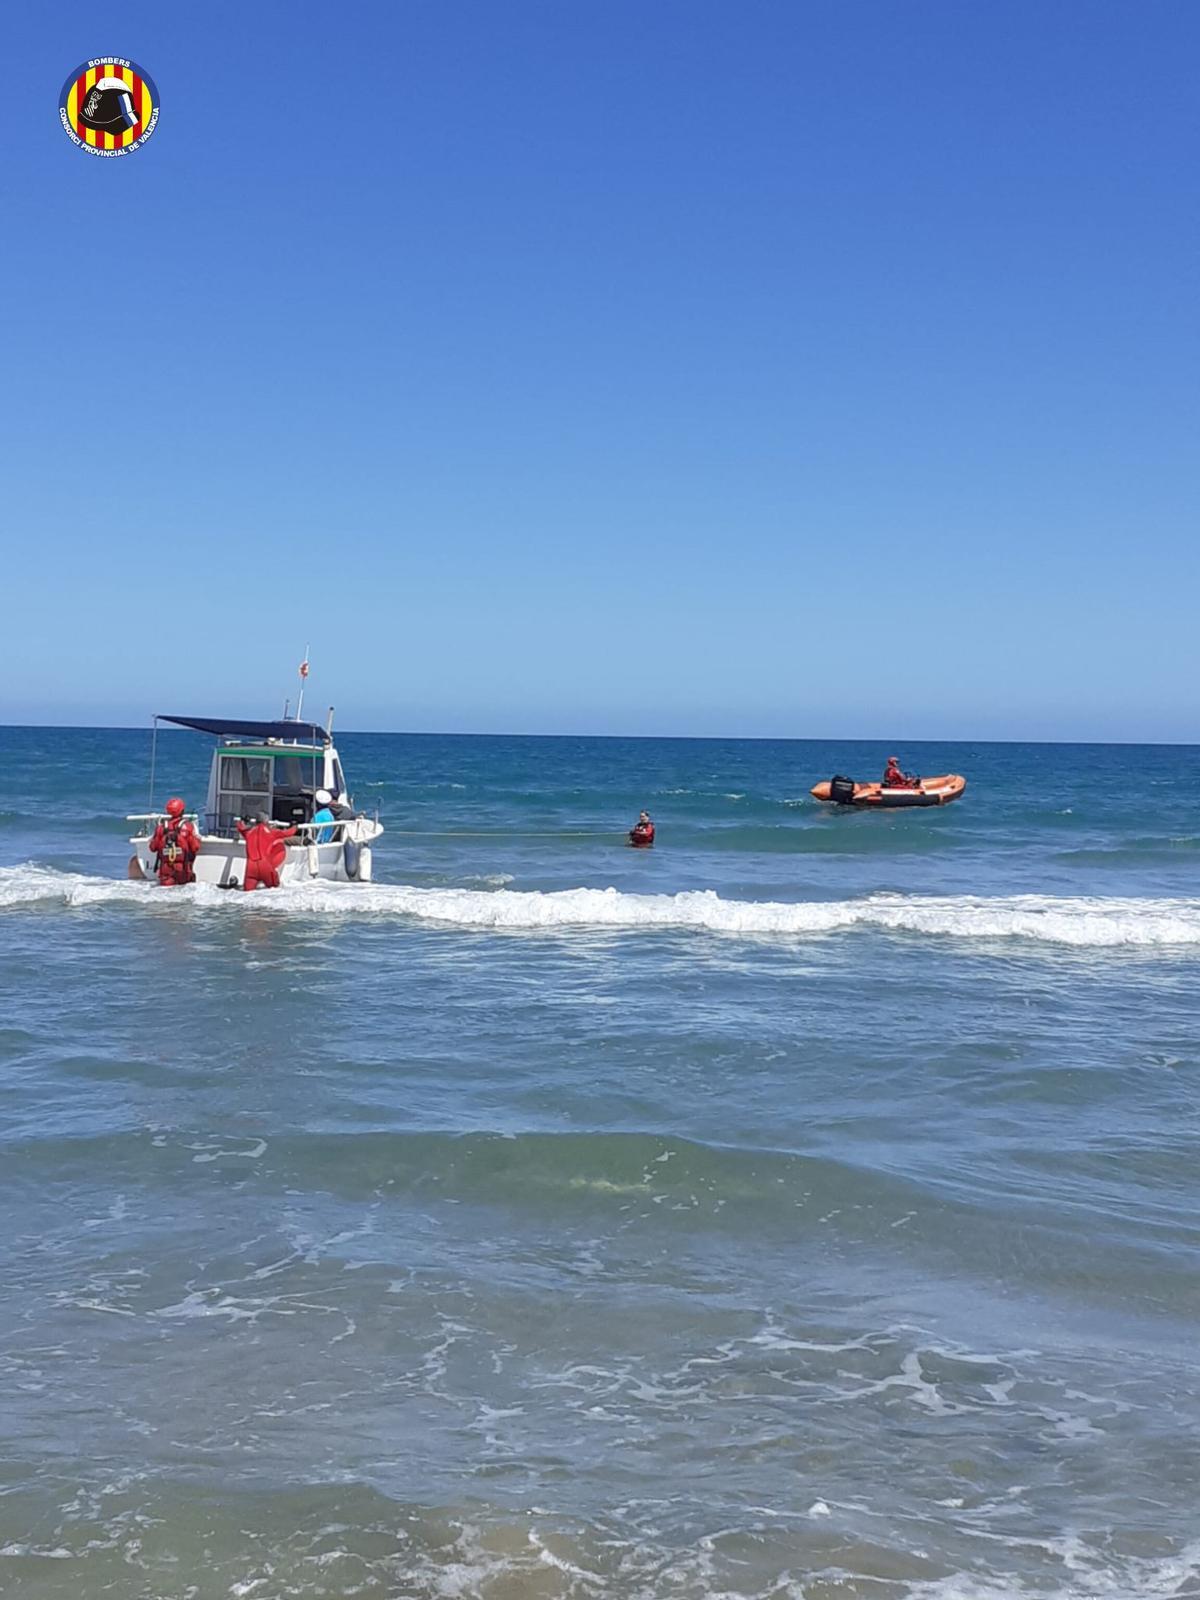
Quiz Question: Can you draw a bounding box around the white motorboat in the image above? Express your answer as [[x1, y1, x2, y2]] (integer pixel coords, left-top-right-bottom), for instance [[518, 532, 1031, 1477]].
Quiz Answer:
[[128, 710, 383, 887]]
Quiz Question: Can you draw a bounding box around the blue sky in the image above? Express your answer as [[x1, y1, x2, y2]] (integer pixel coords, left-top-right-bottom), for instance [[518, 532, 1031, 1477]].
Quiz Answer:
[[4, 1, 1196, 739]]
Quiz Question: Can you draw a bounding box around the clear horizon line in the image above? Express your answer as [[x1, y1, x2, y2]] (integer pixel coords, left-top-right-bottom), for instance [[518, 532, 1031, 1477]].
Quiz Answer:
[[1, 720, 1197, 749]]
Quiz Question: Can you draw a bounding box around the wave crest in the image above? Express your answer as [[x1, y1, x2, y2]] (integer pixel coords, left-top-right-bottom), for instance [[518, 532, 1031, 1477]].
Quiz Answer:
[[3, 866, 1200, 948]]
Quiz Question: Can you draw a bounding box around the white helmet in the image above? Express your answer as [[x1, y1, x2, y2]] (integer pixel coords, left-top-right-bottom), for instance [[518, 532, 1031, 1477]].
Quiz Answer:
[[315, 789, 332, 805]]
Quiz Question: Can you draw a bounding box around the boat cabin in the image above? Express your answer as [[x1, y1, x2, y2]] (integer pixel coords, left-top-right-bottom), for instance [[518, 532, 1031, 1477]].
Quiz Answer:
[[158, 716, 349, 836]]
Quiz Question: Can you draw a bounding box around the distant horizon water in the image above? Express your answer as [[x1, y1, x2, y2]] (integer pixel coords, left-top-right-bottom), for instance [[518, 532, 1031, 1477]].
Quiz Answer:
[[3, 718, 1200, 749]]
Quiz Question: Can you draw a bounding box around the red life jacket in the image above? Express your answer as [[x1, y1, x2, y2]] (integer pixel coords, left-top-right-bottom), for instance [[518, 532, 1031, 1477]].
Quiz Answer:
[[150, 819, 199, 861]]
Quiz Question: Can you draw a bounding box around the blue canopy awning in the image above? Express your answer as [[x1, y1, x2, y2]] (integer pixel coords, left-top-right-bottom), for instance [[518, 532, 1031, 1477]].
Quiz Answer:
[[158, 715, 330, 744]]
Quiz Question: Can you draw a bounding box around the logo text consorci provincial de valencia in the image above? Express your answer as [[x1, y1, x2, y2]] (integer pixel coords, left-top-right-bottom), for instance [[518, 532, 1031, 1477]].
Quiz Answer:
[[59, 58, 159, 156]]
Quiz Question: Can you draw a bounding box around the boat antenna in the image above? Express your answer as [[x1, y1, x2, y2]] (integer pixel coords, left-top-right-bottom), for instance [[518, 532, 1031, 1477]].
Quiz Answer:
[[295, 645, 310, 721]]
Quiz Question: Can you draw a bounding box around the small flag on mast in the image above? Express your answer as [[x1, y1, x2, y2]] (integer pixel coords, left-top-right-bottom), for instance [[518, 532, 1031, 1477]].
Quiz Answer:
[[296, 646, 311, 719]]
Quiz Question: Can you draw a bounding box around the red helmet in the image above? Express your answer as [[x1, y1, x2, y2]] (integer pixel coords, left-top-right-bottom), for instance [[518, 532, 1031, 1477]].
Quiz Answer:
[[165, 796, 186, 818]]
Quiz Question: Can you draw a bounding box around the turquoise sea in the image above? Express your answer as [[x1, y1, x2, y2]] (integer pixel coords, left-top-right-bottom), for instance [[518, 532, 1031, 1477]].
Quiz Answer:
[[1, 727, 1198, 1599]]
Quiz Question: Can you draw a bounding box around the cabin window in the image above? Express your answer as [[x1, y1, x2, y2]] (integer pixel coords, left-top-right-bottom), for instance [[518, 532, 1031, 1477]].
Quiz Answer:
[[219, 756, 270, 793], [273, 755, 320, 792], [216, 754, 272, 829], [333, 759, 346, 798], [270, 752, 322, 825]]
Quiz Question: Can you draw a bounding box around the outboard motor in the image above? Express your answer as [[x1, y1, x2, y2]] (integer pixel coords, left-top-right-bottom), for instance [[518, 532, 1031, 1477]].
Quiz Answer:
[[829, 774, 857, 805]]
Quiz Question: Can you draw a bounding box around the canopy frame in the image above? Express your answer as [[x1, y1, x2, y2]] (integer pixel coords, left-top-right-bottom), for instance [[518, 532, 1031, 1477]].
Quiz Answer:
[[157, 714, 332, 744]]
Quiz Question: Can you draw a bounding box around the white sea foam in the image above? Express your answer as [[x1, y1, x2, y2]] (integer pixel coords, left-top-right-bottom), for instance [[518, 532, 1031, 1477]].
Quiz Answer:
[[343, 1521, 1200, 1600], [0, 866, 160, 911], [4, 865, 1200, 948]]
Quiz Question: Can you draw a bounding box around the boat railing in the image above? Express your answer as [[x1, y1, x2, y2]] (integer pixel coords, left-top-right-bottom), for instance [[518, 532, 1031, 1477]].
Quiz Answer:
[[130, 813, 372, 842], [288, 818, 365, 842]]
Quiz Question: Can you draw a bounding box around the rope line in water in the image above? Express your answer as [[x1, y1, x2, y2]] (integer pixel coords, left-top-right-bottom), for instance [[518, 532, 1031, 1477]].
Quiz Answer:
[[386, 829, 624, 838]]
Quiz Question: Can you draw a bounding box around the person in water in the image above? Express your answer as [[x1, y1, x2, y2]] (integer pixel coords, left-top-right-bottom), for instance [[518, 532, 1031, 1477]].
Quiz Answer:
[[237, 813, 298, 891], [149, 797, 200, 886], [882, 756, 919, 789], [629, 810, 655, 847]]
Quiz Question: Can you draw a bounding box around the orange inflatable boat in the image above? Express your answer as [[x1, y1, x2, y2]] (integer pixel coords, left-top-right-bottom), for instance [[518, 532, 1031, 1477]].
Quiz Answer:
[[811, 773, 966, 808]]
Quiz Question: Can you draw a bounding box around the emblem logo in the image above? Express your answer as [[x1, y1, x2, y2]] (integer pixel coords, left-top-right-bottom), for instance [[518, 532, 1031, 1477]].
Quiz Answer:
[[59, 57, 159, 156]]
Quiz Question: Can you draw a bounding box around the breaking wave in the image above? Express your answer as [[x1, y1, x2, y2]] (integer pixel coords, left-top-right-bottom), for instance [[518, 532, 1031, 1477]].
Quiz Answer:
[[4, 865, 1200, 948]]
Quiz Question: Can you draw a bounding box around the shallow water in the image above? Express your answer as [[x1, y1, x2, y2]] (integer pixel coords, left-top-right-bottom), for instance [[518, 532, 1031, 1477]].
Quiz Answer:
[[1, 729, 1198, 1598]]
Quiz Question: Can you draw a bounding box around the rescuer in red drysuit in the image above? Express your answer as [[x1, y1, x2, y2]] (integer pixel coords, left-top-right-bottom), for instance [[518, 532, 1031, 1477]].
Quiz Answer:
[[882, 756, 919, 790], [148, 797, 201, 886], [629, 810, 655, 848], [236, 814, 297, 891]]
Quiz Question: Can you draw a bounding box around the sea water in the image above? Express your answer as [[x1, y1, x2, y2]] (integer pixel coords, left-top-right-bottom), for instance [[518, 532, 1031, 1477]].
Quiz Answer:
[[1, 728, 1198, 1599]]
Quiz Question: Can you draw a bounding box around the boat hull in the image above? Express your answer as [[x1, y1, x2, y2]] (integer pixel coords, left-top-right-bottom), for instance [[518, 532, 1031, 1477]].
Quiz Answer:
[[130, 822, 381, 887], [811, 774, 966, 808]]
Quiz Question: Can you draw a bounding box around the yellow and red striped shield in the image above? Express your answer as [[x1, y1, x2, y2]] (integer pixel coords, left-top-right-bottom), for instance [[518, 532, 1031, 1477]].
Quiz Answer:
[[59, 57, 159, 156]]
